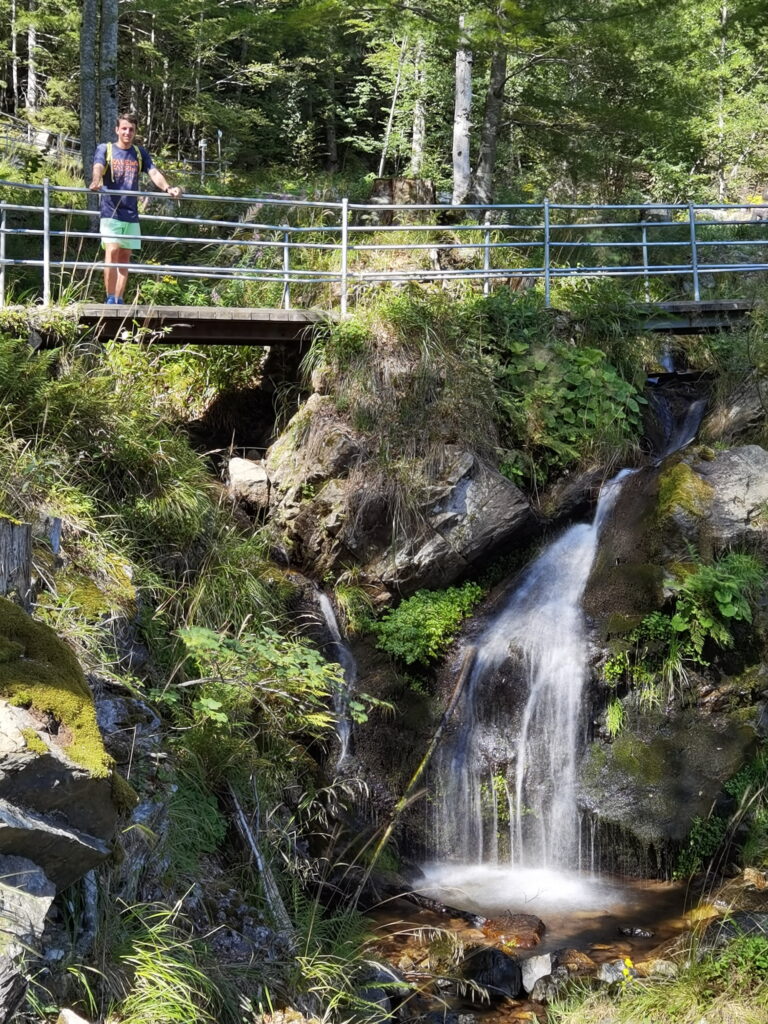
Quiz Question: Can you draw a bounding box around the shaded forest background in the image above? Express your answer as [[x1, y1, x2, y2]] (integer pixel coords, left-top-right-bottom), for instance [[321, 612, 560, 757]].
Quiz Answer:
[[2, 0, 768, 204]]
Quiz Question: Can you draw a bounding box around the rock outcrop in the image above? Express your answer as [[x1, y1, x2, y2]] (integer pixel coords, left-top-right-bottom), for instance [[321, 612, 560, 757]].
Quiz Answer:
[[262, 394, 535, 599]]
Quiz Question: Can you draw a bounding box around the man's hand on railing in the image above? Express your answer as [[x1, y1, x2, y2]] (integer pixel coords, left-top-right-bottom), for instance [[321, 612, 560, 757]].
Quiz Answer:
[[88, 178, 103, 191]]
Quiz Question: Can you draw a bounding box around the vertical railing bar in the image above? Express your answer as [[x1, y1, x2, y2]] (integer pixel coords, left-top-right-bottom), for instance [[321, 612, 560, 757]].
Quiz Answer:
[[543, 198, 551, 307], [42, 177, 51, 306], [483, 214, 491, 296], [281, 223, 291, 309], [340, 197, 349, 315], [0, 203, 6, 307], [641, 214, 650, 302], [688, 202, 700, 302]]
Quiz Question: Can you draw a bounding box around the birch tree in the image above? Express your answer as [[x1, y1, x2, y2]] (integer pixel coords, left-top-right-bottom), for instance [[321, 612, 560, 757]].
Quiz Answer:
[[452, 13, 472, 204]]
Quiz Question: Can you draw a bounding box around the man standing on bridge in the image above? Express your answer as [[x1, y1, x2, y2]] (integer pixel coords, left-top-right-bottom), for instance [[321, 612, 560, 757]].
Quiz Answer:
[[89, 112, 182, 304]]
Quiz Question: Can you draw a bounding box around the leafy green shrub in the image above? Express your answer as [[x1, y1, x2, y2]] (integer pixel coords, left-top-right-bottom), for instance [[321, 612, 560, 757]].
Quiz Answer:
[[603, 555, 766, 706], [674, 813, 728, 878], [699, 933, 768, 992], [670, 552, 766, 660], [373, 582, 484, 665], [490, 329, 645, 486]]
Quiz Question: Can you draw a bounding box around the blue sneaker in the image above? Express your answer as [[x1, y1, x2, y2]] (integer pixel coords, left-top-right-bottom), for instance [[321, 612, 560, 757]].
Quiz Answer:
[[114, 297, 125, 304], [106, 295, 116, 304]]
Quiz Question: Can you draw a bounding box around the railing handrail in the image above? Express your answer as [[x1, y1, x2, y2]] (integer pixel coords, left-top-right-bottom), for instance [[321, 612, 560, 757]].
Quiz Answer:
[[3, 176, 768, 311]]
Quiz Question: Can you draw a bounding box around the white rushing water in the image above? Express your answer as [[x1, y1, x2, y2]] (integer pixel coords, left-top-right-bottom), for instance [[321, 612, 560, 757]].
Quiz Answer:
[[316, 592, 358, 767], [434, 470, 632, 867]]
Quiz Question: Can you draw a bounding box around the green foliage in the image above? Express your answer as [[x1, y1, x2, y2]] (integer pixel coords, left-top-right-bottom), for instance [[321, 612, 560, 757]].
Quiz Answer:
[[165, 770, 228, 879], [605, 698, 626, 738], [484, 291, 646, 487], [699, 933, 768, 992], [603, 555, 766, 706], [674, 813, 729, 879], [373, 582, 484, 665], [172, 625, 343, 787], [114, 903, 221, 1024], [669, 552, 766, 661]]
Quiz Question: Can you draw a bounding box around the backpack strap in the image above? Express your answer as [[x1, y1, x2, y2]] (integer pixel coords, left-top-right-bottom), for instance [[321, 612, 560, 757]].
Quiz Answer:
[[105, 142, 143, 174]]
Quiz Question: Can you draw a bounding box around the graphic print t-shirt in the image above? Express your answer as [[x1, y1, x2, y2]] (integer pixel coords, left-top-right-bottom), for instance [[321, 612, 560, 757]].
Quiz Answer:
[[93, 142, 154, 221]]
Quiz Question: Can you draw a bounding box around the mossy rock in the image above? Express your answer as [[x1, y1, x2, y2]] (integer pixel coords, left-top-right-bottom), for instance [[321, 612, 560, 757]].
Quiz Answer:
[[0, 597, 111, 777], [656, 461, 713, 522]]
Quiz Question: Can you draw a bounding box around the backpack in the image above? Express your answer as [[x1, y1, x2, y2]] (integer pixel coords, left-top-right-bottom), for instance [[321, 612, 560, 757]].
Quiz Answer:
[[105, 141, 144, 174]]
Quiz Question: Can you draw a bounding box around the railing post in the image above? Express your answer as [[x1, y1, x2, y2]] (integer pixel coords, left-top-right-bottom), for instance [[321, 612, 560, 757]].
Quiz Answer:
[[42, 177, 51, 306], [281, 223, 291, 310], [340, 197, 349, 315], [483, 220, 491, 297], [543, 198, 551, 307], [0, 202, 6, 307], [641, 216, 650, 302], [688, 202, 700, 302]]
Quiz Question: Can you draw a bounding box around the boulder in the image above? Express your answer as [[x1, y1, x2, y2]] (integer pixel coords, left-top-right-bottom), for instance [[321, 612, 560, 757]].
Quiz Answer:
[[0, 598, 119, 890], [579, 707, 757, 854], [529, 966, 569, 1003], [227, 457, 271, 511], [461, 946, 523, 1001], [268, 396, 535, 598], [482, 912, 545, 950], [521, 952, 553, 994]]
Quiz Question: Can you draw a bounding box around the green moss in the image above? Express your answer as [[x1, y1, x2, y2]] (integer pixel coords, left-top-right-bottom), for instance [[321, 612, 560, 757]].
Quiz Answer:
[[111, 771, 140, 813], [0, 597, 111, 777], [20, 728, 47, 755], [656, 462, 713, 522], [611, 733, 667, 784], [582, 743, 609, 786]]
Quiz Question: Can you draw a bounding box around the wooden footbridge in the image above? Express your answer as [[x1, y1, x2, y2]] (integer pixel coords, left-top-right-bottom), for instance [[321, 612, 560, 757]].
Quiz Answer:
[[2, 178, 767, 343], [69, 297, 755, 347]]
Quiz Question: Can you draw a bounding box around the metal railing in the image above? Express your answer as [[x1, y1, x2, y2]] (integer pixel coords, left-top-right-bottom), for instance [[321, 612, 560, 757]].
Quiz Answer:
[[2, 178, 768, 313]]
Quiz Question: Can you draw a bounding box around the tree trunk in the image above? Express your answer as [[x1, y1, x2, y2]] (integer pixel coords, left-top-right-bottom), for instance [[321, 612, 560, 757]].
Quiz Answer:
[[25, 0, 38, 114], [378, 38, 407, 178], [10, 0, 19, 116], [410, 37, 426, 177], [473, 43, 507, 204], [324, 66, 339, 173], [80, 0, 99, 183], [452, 14, 473, 205], [99, 0, 119, 140]]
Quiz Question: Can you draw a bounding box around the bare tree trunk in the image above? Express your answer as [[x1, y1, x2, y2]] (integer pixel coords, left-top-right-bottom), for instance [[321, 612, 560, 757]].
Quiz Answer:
[[410, 36, 426, 176], [452, 14, 473, 205], [378, 37, 407, 178], [10, 0, 19, 116], [324, 66, 339, 173], [80, 0, 99, 183], [473, 43, 507, 204], [25, 0, 38, 114], [99, 0, 118, 137], [717, 2, 728, 202]]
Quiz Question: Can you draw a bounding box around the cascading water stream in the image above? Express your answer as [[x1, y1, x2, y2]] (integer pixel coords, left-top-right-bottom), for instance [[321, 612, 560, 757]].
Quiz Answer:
[[316, 592, 357, 767], [433, 470, 632, 868]]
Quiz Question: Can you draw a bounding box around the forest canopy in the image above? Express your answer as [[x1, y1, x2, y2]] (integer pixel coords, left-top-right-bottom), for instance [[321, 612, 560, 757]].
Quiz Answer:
[[0, 0, 767, 203]]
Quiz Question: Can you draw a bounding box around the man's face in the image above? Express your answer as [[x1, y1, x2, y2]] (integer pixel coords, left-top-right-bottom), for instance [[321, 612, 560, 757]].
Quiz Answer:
[[116, 119, 136, 147]]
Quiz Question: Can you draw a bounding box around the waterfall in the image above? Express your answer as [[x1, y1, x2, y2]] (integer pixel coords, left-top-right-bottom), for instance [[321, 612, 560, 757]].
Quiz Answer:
[[316, 592, 357, 766], [434, 470, 631, 868]]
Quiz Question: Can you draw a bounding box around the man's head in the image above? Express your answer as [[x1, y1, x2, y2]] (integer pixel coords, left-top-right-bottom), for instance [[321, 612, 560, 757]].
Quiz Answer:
[[115, 113, 138, 148]]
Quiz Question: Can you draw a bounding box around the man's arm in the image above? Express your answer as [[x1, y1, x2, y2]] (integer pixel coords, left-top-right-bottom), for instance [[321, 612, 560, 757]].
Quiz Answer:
[[89, 162, 106, 191], [148, 166, 182, 199]]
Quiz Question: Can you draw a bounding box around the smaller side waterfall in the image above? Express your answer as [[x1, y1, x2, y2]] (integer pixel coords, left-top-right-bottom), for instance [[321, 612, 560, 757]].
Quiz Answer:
[[316, 592, 358, 766], [433, 470, 631, 867]]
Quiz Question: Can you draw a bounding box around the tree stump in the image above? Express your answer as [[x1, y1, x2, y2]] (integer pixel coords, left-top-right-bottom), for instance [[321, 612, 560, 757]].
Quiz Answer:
[[0, 518, 31, 610]]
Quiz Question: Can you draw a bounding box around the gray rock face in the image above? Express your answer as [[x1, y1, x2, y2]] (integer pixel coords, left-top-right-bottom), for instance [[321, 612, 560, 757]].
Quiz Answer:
[[0, 702, 117, 850], [580, 708, 756, 853], [268, 398, 534, 598], [693, 446, 768, 553], [369, 449, 534, 593]]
